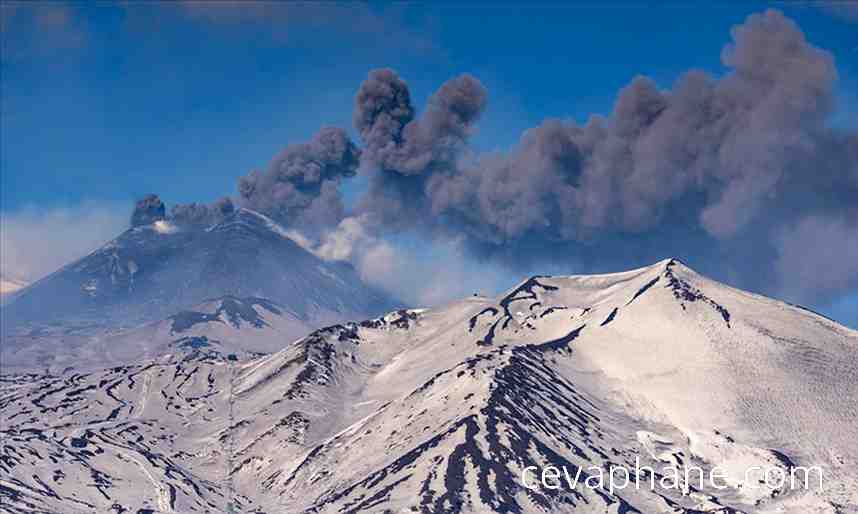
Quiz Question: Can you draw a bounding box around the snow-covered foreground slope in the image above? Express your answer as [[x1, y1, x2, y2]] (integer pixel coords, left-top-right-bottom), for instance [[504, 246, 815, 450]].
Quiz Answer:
[[1, 259, 856, 513]]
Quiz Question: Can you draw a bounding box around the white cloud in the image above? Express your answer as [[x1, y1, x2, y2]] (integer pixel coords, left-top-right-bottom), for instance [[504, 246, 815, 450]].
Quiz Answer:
[[0, 202, 128, 283]]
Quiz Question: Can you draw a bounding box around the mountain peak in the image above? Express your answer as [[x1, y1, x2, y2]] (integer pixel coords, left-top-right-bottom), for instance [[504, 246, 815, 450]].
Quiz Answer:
[[512, 258, 692, 294], [219, 206, 274, 225], [3, 258, 856, 512], [1, 207, 398, 370], [635, 257, 694, 276], [207, 207, 300, 242]]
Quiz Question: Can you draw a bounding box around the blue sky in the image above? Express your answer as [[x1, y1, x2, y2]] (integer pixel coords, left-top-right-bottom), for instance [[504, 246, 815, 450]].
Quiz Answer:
[[4, 2, 856, 209], [2, 2, 857, 325]]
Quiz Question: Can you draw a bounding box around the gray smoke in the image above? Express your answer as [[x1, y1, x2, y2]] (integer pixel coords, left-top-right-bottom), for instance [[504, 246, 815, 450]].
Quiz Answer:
[[352, 69, 488, 229], [428, 9, 854, 244], [170, 197, 235, 227], [348, 9, 857, 307], [237, 126, 360, 229], [353, 69, 415, 171], [130, 194, 166, 227], [125, 9, 857, 312], [355, 68, 487, 175]]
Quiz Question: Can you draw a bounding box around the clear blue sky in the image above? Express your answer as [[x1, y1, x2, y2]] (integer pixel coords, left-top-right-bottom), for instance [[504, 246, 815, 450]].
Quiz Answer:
[[2, 2, 856, 324]]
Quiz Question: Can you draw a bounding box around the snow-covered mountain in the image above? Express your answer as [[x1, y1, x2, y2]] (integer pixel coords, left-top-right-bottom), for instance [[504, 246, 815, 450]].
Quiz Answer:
[[0, 208, 397, 372], [3, 295, 320, 374], [1, 259, 856, 513]]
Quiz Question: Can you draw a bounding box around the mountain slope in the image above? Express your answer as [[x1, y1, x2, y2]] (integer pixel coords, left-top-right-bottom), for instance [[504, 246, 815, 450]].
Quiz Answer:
[[1, 260, 856, 514], [0, 208, 397, 372], [4, 295, 321, 374]]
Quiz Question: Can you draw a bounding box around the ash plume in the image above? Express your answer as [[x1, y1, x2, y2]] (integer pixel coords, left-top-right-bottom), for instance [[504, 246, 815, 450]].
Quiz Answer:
[[353, 69, 415, 172], [352, 69, 487, 227], [130, 194, 166, 227], [237, 126, 360, 229], [355, 68, 487, 175], [345, 9, 857, 306], [429, 9, 853, 244], [124, 9, 857, 310], [170, 197, 235, 227]]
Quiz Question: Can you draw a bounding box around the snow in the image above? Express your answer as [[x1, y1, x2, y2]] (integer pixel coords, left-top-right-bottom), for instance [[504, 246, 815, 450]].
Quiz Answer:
[[1, 258, 856, 513], [1, 206, 396, 373]]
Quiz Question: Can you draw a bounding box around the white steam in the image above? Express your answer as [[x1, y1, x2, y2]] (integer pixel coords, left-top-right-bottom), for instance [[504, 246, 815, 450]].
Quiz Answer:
[[293, 216, 514, 306]]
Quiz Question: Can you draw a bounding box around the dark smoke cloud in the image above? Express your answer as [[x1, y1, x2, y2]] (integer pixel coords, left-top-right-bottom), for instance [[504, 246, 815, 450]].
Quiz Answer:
[[237, 126, 360, 229], [347, 9, 857, 307], [352, 69, 488, 229], [353, 69, 414, 171], [130, 194, 166, 227], [428, 10, 853, 245], [170, 197, 235, 227], [127, 9, 856, 313], [131, 195, 235, 229], [355, 68, 487, 175]]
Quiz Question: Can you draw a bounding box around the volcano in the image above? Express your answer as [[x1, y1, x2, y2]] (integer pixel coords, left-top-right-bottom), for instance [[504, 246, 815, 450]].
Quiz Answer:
[[0, 208, 397, 372]]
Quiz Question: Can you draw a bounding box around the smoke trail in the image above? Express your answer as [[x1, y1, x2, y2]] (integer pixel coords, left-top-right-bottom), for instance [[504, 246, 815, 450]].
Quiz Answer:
[[129, 9, 857, 308]]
